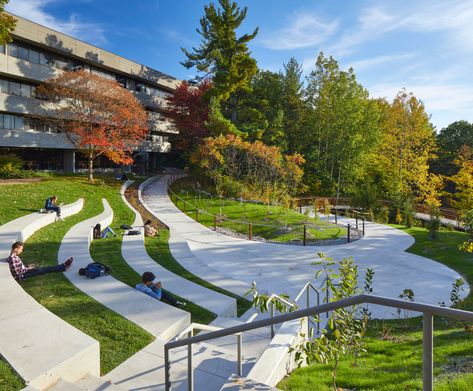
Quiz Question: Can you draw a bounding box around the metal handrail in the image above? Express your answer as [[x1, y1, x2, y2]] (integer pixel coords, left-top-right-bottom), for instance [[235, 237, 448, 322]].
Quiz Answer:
[[164, 294, 473, 391]]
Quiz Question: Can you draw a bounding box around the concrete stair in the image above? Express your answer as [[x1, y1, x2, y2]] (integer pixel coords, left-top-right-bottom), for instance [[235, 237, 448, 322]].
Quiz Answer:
[[219, 374, 281, 390]]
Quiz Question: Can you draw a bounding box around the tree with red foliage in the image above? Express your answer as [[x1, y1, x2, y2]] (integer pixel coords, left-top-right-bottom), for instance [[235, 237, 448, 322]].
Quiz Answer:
[[37, 71, 148, 182], [164, 80, 212, 155]]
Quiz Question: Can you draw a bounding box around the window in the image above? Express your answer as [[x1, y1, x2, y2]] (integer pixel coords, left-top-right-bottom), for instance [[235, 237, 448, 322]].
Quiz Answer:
[[20, 84, 31, 98], [135, 83, 145, 92], [8, 43, 17, 57], [28, 49, 39, 64], [0, 114, 3, 128], [3, 115, 14, 129], [14, 116, 24, 130], [0, 79, 8, 94], [39, 53, 49, 65], [0, 45, 5, 54], [18, 46, 29, 61], [9, 82, 20, 96], [116, 76, 127, 88]]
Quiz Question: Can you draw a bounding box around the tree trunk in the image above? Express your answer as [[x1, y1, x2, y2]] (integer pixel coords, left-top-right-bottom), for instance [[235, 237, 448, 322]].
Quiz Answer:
[[336, 160, 342, 206], [88, 152, 94, 183]]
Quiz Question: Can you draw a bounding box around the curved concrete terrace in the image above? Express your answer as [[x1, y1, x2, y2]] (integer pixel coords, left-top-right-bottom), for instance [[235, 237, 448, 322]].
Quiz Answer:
[[141, 175, 469, 319]]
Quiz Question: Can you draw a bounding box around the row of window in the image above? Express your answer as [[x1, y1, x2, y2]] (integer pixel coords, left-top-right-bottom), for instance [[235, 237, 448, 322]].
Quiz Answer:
[[0, 78, 36, 98], [0, 113, 57, 133], [1, 41, 172, 99]]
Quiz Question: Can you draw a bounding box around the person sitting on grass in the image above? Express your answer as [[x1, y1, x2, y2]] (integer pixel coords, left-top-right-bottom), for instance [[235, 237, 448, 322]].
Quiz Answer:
[[143, 220, 157, 237], [45, 195, 63, 221], [135, 271, 185, 307], [7, 241, 73, 280]]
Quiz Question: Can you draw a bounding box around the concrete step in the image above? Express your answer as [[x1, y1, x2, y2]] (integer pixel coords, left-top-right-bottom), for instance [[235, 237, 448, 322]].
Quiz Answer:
[[220, 374, 280, 391], [73, 373, 125, 390]]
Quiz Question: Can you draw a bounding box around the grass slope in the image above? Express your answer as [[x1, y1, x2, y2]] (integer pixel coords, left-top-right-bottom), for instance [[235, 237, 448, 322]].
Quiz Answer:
[[0, 176, 154, 389], [170, 177, 345, 243], [279, 225, 473, 390]]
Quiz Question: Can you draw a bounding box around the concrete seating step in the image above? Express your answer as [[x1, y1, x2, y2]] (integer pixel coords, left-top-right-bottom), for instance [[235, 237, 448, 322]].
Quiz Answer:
[[120, 181, 237, 317], [139, 177, 251, 298], [0, 200, 100, 391], [219, 374, 280, 391], [58, 198, 190, 341]]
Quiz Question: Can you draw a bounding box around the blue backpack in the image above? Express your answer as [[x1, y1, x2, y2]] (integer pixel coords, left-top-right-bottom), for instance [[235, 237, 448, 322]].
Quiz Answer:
[[79, 262, 111, 279]]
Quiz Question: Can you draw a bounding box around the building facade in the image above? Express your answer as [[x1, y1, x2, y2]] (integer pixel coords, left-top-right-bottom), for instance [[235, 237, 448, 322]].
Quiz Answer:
[[0, 13, 179, 172]]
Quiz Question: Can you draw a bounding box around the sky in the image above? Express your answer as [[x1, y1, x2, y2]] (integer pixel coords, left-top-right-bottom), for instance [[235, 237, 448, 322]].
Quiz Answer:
[[6, 0, 473, 131]]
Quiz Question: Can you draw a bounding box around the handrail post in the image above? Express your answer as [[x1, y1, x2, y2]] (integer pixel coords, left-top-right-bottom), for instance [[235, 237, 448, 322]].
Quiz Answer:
[[195, 208, 198, 222], [270, 302, 275, 339], [188, 331, 193, 391], [214, 215, 217, 231], [306, 285, 310, 338], [362, 218, 365, 236], [356, 216, 359, 230], [164, 345, 171, 391], [236, 333, 243, 376], [303, 225, 307, 246], [334, 208, 338, 224], [347, 224, 351, 243], [325, 279, 329, 319], [423, 313, 433, 391], [249, 222, 252, 240]]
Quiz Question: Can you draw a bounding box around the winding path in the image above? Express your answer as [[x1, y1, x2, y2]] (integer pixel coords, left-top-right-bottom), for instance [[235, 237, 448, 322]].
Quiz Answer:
[[141, 175, 469, 319]]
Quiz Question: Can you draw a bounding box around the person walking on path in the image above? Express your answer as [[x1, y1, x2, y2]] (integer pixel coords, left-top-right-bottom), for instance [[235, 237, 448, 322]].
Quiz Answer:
[[45, 195, 62, 220], [135, 271, 185, 307], [7, 241, 73, 280]]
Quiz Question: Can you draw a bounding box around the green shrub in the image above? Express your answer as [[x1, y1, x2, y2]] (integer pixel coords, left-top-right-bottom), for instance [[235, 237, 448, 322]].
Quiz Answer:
[[0, 153, 24, 172]]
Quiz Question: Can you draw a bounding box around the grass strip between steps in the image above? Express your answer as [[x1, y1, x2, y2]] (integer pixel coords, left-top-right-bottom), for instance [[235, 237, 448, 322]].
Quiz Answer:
[[125, 183, 253, 317]]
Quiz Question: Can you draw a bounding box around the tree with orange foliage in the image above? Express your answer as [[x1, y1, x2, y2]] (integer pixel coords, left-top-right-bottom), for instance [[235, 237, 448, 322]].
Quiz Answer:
[[37, 71, 148, 182], [164, 80, 212, 156], [191, 134, 305, 201]]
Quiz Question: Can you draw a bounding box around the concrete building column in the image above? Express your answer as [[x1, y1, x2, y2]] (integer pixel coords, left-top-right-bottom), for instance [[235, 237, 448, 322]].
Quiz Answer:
[[63, 150, 75, 173]]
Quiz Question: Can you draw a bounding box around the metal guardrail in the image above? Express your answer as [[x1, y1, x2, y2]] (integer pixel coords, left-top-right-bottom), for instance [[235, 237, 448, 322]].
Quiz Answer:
[[164, 294, 473, 391]]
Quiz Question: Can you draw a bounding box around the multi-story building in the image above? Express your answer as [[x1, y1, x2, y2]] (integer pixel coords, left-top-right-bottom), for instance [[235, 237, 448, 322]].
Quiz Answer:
[[0, 13, 179, 172]]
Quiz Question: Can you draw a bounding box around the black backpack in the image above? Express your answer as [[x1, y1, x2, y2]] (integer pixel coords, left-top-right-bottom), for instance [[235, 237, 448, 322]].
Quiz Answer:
[[81, 262, 112, 279], [93, 223, 101, 239]]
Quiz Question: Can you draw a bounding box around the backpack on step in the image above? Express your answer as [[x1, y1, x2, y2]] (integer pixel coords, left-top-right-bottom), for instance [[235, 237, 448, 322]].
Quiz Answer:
[[79, 262, 111, 279], [93, 223, 101, 239]]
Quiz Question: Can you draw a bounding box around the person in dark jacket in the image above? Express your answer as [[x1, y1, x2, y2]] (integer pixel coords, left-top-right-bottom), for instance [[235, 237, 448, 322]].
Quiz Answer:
[[45, 195, 62, 220]]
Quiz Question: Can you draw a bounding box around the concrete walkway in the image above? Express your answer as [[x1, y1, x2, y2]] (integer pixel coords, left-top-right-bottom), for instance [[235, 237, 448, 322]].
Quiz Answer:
[[141, 175, 469, 319]]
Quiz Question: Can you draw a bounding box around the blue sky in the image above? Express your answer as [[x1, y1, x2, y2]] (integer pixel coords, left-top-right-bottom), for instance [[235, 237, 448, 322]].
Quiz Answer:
[[6, 0, 473, 131]]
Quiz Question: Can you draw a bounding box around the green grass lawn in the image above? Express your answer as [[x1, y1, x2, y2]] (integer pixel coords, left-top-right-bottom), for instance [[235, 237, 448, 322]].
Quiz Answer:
[[170, 177, 346, 243], [0, 175, 154, 390], [0, 174, 211, 390], [279, 225, 473, 390]]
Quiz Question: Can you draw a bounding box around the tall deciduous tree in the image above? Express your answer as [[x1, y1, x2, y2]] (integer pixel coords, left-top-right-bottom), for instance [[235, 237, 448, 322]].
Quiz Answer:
[[181, 0, 258, 122], [449, 145, 473, 213], [304, 52, 380, 196], [375, 90, 436, 200], [164, 80, 212, 156], [0, 1, 16, 45], [37, 71, 148, 182]]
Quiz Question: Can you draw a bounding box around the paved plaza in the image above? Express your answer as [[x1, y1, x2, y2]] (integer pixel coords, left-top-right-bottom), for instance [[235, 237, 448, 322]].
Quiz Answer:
[[142, 175, 469, 319]]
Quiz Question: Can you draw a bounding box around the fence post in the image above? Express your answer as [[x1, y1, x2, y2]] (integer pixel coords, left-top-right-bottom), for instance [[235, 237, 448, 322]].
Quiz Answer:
[[248, 222, 253, 240], [356, 216, 359, 230], [214, 215, 217, 231], [362, 218, 365, 236], [195, 208, 198, 222], [188, 331, 193, 391], [423, 313, 433, 391], [299, 202, 302, 214], [335, 208, 338, 224], [164, 345, 171, 391], [303, 225, 307, 246], [347, 224, 351, 243]]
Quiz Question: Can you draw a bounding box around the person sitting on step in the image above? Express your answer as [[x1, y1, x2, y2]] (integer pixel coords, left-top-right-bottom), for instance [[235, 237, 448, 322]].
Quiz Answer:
[[7, 241, 73, 280], [44, 195, 62, 220], [143, 220, 157, 237], [135, 271, 185, 307]]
